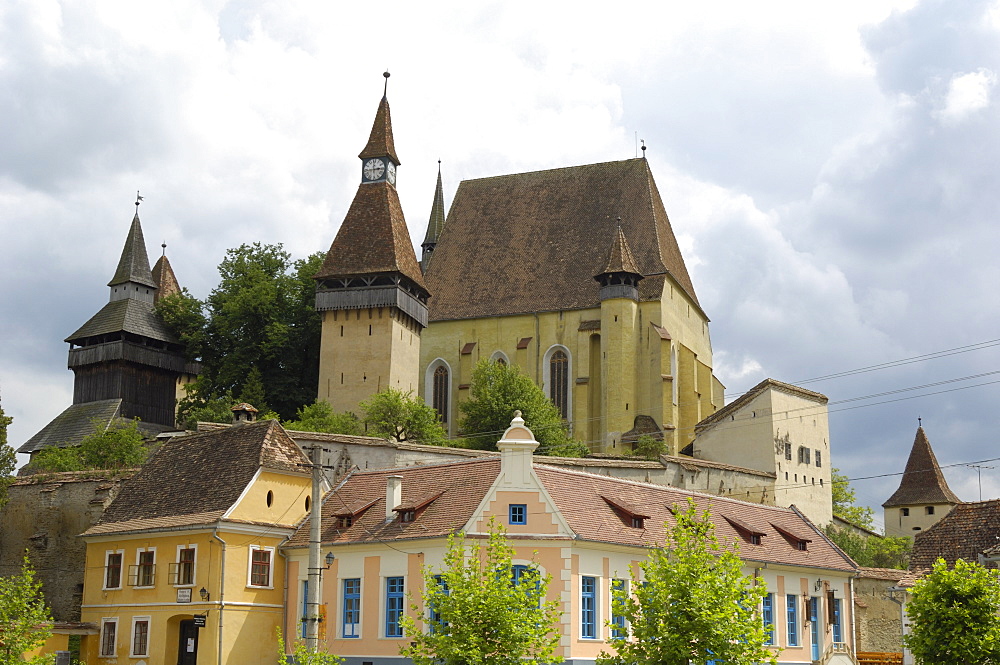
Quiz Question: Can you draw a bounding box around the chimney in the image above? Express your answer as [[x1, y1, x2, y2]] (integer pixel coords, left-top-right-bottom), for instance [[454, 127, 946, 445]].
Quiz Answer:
[[231, 403, 258, 426], [496, 411, 539, 489], [386, 475, 402, 519]]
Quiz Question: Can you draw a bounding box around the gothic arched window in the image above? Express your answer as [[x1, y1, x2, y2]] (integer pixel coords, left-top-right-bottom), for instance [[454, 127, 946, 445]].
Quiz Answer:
[[433, 365, 449, 423], [549, 349, 569, 419]]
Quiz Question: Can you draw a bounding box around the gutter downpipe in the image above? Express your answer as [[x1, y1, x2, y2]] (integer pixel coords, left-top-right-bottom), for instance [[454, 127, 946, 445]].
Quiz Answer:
[[212, 528, 227, 665]]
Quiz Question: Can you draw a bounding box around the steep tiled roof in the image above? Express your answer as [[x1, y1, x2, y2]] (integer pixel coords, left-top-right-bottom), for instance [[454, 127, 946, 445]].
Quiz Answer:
[[151, 254, 180, 303], [108, 213, 157, 288], [65, 298, 178, 344], [423, 159, 699, 321], [883, 427, 960, 507], [422, 162, 446, 248], [909, 499, 1000, 569], [83, 420, 310, 536], [535, 464, 855, 570], [286, 458, 502, 548], [597, 225, 641, 276], [17, 399, 123, 454], [696, 378, 828, 433], [314, 181, 427, 290], [358, 95, 399, 164]]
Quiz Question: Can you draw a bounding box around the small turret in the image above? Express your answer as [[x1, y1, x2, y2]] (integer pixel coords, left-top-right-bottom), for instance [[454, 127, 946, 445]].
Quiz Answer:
[[883, 425, 961, 537], [421, 160, 446, 272], [593, 222, 643, 301]]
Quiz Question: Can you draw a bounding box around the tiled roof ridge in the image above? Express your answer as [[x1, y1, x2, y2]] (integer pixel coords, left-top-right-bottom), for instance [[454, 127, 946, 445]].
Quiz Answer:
[[342, 455, 500, 477], [883, 426, 961, 507], [533, 461, 797, 515], [457, 157, 645, 185], [696, 378, 829, 431], [358, 95, 400, 164], [789, 504, 859, 569], [108, 212, 157, 288]]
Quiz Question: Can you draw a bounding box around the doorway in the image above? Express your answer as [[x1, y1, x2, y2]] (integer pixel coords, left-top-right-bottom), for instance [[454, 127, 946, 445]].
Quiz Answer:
[[177, 619, 199, 665]]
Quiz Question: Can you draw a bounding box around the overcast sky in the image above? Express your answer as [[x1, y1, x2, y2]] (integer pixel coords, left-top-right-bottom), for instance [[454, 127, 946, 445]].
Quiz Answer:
[[3, 0, 999, 527]]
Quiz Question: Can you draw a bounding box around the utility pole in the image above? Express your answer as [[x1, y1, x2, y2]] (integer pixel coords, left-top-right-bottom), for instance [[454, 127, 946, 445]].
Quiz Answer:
[[306, 443, 324, 651]]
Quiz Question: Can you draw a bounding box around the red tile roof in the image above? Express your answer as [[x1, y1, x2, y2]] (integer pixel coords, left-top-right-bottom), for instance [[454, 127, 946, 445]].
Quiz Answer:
[[909, 499, 1000, 569], [358, 95, 399, 164]]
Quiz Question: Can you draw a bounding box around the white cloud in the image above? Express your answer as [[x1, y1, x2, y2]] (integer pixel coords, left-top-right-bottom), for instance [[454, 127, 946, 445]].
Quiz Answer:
[[935, 68, 997, 124]]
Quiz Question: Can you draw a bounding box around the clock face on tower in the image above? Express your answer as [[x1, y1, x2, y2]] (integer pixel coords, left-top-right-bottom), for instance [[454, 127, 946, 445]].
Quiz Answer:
[[363, 158, 386, 181], [386, 161, 396, 185]]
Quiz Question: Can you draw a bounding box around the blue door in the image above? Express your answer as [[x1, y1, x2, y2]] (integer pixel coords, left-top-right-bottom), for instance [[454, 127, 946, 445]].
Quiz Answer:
[[810, 596, 820, 661]]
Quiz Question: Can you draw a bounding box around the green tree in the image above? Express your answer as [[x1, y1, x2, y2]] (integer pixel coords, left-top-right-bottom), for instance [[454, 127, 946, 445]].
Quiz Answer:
[[459, 360, 581, 455], [823, 524, 911, 569], [360, 389, 447, 444], [831, 468, 874, 528], [0, 555, 54, 665], [29, 419, 148, 473], [0, 396, 15, 509], [283, 401, 363, 435], [275, 628, 342, 665], [905, 558, 1000, 664], [598, 500, 778, 665], [158, 244, 324, 421], [629, 434, 667, 460], [400, 519, 562, 665], [175, 385, 235, 431]]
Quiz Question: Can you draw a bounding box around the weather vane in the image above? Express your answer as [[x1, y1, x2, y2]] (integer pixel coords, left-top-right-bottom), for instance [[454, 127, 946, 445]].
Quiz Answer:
[[135, 190, 143, 210]]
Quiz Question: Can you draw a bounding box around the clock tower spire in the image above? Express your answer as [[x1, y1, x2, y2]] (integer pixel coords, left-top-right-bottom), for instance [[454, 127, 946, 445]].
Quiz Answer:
[[314, 76, 429, 415]]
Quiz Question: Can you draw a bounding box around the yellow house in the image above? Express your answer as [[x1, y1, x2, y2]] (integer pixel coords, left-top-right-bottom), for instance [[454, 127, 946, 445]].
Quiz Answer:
[[78, 410, 314, 665], [283, 416, 859, 665]]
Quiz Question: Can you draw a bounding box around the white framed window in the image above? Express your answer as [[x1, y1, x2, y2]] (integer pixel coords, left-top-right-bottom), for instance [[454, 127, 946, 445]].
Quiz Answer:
[[424, 358, 452, 425], [99, 618, 118, 657], [248, 545, 275, 588], [130, 547, 156, 588], [130, 616, 150, 657], [170, 544, 197, 586], [542, 345, 572, 420], [103, 550, 124, 590]]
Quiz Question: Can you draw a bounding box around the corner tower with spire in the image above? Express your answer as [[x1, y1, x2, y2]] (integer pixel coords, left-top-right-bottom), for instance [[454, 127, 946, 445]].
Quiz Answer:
[[882, 424, 961, 537], [314, 74, 430, 415], [421, 161, 446, 272]]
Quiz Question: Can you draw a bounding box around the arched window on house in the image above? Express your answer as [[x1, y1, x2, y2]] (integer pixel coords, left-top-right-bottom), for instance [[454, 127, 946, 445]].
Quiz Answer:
[[549, 349, 569, 419], [433, 365, 449, 424]]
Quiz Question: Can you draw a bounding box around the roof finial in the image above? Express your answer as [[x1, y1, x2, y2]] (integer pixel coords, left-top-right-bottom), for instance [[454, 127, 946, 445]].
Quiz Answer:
[[918, 416, 922, 427], [640, 140, 646, 159], [161, 241, 167, 257], [438, 158, 441, 173], [135, 190, 143, 211], [616, 216, 622, 229], [383, 70, 390, 97]]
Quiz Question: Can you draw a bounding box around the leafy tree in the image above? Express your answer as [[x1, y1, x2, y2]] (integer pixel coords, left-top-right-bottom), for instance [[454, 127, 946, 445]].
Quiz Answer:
[[360, 389, 447, 444], [823, 524, 911, 569], [400, 519, 562, 665], [158, 244, 324, 421], [831, 468, 874, 528], [29, 419, 148, 473], [275, 628, 342, 665], [0, 396, 15, 509], [459, 360, 579, 455], [175, 385, 235, 431], [629, 434, 667, 460], [905, 558, 1000, 664], [283, 401, 363, 435], [0, 555, 54, 665], [597, 499, 778, 665]]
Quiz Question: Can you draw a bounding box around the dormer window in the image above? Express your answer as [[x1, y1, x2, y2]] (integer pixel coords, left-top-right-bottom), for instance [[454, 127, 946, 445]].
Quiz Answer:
[[601, 495, 650, 529], [393, 491, 445, 524], [400, 510, 415, 523], [338, 516, 353, 528], [724, 515, 766, 546], [333, 498, 379, 530], [771, 523, 812, 552]]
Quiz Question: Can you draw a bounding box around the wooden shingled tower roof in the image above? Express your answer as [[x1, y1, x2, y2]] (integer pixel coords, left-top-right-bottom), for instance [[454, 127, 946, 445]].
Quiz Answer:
[[315, 94, 425, 291], [108, 212, 157, 288], [883, 426, 961, 507], [423, 158, 699, 321]]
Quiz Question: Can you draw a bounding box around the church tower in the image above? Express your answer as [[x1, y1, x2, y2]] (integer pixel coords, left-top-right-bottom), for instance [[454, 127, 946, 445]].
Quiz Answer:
[[314, 76, 429, 415], [883, 425, 961, 537], [593, 224, 644, 449], [62, 207, 186, 428]]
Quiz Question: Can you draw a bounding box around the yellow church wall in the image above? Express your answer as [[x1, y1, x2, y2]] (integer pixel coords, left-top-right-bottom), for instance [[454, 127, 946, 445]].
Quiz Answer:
[[225, 469, 312, 526], [318, 307, 422, 415]]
